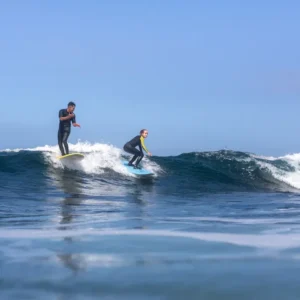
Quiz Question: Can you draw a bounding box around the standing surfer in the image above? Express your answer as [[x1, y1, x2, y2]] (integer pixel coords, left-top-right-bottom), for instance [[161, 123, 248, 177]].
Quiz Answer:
[[123, 129, 152, 168], [58, 102, 81, 156]]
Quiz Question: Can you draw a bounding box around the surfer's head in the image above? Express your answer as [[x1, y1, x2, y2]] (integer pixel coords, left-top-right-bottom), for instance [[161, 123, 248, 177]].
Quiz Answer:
[[140, 129, 148, 138], [67, 101, 76, 113]]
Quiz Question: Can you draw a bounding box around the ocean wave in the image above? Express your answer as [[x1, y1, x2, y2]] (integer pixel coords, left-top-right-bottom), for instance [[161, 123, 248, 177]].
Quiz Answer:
[[1, 143, 300, 192]]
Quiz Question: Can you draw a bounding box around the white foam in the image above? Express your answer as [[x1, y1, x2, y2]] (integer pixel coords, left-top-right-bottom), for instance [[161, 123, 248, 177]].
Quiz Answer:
[[1, 141, 161, 177]]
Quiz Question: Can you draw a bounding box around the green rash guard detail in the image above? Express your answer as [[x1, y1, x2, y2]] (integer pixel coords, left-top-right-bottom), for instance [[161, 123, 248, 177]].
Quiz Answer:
[[140, 136, 149, 153]]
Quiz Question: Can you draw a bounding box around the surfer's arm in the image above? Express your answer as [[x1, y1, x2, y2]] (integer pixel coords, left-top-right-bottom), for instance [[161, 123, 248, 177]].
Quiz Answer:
[[60, 116, 73, 121], [140, 137, 150, 154], [59, 110, 74, 121], [71, 114, 76, 124], [72, 114, 81, 127]]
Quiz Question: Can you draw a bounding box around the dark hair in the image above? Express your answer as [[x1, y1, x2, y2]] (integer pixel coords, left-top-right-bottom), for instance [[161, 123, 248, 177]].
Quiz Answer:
[[140, 129, 147, 135], [68, 101, 76, 107]]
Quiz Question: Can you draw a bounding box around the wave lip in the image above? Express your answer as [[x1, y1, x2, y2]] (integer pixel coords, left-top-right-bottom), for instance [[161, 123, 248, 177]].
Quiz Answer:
[[155, 150, 300, 191]]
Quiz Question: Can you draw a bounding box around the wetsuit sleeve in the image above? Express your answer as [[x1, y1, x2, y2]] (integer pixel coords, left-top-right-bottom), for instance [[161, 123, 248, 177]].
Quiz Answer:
[[59, 109, 64, 118], [140, 136, 149, 153], [72, 114, 76, 124]]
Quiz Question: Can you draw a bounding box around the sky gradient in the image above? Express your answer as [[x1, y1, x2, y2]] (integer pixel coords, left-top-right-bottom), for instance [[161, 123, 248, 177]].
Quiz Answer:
[[0, 0, 300, 155]]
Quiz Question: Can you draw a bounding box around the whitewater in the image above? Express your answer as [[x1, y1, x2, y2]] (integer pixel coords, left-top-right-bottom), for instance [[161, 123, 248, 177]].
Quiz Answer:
[[0, 142, 161, 176], [2, 142, 300, 299]]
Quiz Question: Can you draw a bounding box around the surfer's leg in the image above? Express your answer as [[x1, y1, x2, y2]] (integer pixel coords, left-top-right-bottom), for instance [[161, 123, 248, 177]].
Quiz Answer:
[[135, 152, 144, 168], [62, 131, 70, 155], [129, 154, 139, 166], [58, 130, 65, 156], [124, 144, 140, 166], [129, 149, 143, 166]]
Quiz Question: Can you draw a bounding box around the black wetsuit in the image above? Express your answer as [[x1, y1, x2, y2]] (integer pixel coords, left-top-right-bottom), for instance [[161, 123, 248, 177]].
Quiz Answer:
[[58, 109, 76, 156], [123, 135, 146, 167]]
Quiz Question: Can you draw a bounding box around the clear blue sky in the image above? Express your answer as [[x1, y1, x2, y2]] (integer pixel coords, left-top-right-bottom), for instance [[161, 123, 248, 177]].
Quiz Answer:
[[0, 0, 299, 155]]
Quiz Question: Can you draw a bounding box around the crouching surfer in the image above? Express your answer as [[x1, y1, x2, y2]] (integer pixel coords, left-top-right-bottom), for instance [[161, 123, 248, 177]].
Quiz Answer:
[[123, 129, 152, 168]]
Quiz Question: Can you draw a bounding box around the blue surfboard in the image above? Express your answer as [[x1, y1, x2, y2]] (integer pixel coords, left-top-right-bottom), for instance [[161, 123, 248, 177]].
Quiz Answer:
[[122, 161, 154, 176]]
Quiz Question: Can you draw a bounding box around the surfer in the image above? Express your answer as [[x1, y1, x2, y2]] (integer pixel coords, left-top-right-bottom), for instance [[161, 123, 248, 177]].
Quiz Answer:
[[123, 129, 152, 168], [58, 102, 81, 156]]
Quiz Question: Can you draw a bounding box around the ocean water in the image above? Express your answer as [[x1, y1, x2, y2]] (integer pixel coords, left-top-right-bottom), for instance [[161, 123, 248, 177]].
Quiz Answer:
[[1, 142, 300, 299]]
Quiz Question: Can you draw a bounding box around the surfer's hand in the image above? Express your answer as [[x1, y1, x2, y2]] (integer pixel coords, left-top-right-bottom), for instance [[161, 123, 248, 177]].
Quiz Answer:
[[68, 113, 75, 119], [147, 152, 152, 156], [73, 123, 81, 128]]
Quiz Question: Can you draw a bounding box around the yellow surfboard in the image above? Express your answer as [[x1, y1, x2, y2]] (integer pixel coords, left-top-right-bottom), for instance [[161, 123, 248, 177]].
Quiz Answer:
[[57, 153, 85, 161]]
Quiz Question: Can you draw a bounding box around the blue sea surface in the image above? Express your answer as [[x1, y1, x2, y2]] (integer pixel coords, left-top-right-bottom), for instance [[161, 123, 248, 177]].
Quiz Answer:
[[1, 146, 300, 299]]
